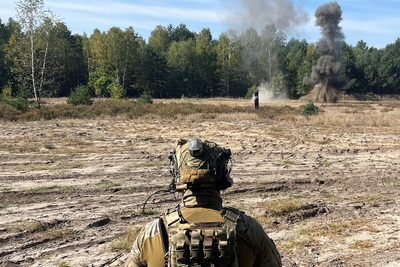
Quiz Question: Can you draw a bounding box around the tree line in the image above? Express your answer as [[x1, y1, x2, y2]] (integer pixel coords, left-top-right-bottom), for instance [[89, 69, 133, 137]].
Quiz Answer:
[[1, 1, 400, 108]]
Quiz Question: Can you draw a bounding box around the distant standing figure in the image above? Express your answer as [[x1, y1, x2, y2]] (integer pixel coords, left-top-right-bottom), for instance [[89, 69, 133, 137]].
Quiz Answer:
[[254, 90, 259, 109]]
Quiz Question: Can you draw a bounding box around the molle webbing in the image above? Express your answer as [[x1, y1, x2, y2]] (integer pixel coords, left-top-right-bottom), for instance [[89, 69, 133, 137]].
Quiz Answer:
[[165, 208, 241, 267], [180, 169, 214, 184]]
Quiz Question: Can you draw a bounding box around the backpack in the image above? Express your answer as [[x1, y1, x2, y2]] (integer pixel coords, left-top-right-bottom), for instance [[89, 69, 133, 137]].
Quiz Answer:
[[160, 207, 242, 267]]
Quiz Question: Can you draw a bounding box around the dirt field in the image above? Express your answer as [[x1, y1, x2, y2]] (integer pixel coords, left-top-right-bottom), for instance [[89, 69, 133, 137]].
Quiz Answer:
[[0, 98, 399, 267]]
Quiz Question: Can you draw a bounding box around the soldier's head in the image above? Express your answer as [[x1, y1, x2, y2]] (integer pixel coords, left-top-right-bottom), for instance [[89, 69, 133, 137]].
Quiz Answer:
[[168, 138, 233, 192]]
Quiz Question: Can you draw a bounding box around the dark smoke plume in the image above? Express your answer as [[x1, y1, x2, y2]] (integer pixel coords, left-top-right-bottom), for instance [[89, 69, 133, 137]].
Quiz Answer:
[[304, 1, 346, 103]]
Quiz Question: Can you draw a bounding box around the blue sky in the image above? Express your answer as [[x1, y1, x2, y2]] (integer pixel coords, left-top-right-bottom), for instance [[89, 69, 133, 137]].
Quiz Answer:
[[1, 0, 399, 48]]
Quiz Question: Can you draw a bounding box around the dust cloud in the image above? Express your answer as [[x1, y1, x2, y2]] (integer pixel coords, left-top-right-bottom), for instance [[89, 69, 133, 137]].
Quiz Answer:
[[225, 0, 309, 32], [252, 83, 288, 104]]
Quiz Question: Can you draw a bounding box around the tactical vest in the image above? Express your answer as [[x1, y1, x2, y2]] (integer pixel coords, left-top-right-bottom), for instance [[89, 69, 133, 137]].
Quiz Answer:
[[161, 207, 241, 267]]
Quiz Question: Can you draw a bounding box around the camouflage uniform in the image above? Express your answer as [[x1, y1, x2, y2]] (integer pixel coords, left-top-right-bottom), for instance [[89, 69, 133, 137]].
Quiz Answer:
[[125, 188, 282, 267]]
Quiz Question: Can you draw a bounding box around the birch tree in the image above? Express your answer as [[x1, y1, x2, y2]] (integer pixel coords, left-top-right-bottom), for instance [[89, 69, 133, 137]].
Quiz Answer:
[[15, 0, 53, 108]]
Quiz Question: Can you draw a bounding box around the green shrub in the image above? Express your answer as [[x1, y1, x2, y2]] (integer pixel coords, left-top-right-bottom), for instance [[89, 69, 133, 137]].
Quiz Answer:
[[302, 101, 319, 116], [68, 85, 93, 106], [245, 85, 258, 99], [107, 82, 126, 99], [0, 102, 21, 120], [0, 95, 28, 112], [137, 92, 153, 104], [1, 82, 12, 98]]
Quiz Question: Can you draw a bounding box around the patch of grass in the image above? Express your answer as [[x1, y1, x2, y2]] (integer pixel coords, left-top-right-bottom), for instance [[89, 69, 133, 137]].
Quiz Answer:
[[43, 228, 72, 240], [382, 177, 400, 187], [261, 198, 305, 216], [323, 161, 334, 167], [15, 220, 47, 233], [110, 226, 141, 252], [283, 159, 295, 165], [124, 161, 163, 169], [0, 204, 9, 210], [28, 185, 76, 193], [96, 179, 121, 189], [280, 219, 379, 251], [299, 219, 379, 239], [349, 240, 374, 250], [0, 98, 300, 122], [302, 101, 319, 116], [353, 194, 382, 204], [280, 234, 319, 250], [119, 187, 140, 194]]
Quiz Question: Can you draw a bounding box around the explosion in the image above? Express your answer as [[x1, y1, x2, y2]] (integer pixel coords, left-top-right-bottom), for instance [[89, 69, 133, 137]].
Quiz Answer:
[[304, 1, 346, 103]]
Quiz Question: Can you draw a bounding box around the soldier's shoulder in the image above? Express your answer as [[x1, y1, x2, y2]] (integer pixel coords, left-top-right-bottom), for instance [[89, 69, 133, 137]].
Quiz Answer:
[[223, 206, 264, 233], [139, 217, 164, 238]]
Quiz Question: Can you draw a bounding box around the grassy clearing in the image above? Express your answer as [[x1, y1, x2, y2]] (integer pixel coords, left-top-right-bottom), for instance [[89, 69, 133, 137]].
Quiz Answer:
[[1, 99, 400, 135]]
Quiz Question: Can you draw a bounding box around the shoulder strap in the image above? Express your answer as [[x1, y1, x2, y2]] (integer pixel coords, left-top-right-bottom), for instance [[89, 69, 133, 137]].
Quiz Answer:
[[221, 207, 241, 231], [158, 217, 169, 256]]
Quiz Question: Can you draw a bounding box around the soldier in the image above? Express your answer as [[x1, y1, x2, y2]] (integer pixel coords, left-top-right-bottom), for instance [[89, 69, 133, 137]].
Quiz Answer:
[[125, 138, 282, 267], [254, 89, 259, 109]]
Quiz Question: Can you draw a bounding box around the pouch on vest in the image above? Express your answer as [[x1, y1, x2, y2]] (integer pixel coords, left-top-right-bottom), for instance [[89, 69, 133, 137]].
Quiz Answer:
[[164, 207, 241, 267]]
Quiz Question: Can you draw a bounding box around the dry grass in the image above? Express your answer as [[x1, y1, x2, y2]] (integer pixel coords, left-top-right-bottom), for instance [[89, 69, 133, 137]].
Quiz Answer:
[[280, 219, 380, 251], [261, 198, 306, 216], [42, 228, 73, 240], [15, 220, 47, 233], [348, 240, 374, 250]]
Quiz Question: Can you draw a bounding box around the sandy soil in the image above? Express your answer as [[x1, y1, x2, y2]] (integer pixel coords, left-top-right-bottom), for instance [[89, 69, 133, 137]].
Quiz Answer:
[[0, 99, 399, 267]]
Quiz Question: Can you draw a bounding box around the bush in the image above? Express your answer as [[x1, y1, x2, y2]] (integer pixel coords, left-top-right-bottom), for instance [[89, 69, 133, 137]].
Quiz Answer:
[[107, 82, 126, 99], [137, 92, 153, 104], [68, 85, 93, 106], [302, 101, 319, 116], [1, 82, 12, 98], [0, 102, 21, 120], [0, 95, 29, 112]]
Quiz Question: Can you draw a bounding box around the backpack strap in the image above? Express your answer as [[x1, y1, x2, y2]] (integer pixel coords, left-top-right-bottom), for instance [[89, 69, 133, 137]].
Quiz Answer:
[[221, 207, 242, 232], [157, 217, 169, 258]]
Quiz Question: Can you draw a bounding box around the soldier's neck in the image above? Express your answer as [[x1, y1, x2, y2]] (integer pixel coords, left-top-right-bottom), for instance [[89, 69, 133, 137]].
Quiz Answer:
[[180, 188, 223, 210]]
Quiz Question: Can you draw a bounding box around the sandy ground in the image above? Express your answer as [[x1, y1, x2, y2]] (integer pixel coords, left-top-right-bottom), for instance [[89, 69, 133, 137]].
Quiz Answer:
[[0, 99, 399, 267]]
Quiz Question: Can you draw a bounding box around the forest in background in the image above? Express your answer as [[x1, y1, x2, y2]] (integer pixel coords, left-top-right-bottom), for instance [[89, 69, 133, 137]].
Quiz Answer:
[[1, 0, 400, 110]]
